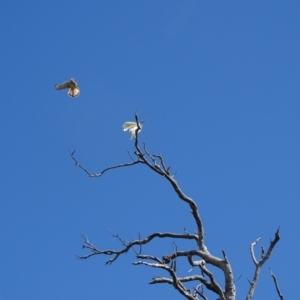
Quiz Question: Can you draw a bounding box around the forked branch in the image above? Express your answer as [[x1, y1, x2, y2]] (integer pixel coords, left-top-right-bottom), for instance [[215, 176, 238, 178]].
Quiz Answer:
[[246, 228, 280, 300]]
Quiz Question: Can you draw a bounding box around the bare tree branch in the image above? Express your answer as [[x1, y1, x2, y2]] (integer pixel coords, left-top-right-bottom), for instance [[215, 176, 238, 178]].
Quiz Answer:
[[269, 268, 284, 300], [70, 149, 141, 177], [151, 275, 206, 285], [246, 228, 280, 300], [132, 113, 206, 252], [77, 232, 198, 264], [137, 254, 163, 264], [187, 255, 225, 300], [72, 115, 238, 298], [151, 274, 213, 299], [70, 113, 282, 300], [194, 284, 208, 300], [133, 260, 196, 300], [250, 238, 261, 265], [70, 113, 205, 249]]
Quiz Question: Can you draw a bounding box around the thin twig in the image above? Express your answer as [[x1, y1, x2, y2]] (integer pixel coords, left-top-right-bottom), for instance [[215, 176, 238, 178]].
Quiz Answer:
[[70, 150, 140, 177], [269, 268, 284, 300]]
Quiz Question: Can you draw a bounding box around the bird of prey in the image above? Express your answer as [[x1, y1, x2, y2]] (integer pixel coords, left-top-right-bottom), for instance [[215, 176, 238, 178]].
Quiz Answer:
[[54, 78, 80, 97], [123, 121, 143, 140]]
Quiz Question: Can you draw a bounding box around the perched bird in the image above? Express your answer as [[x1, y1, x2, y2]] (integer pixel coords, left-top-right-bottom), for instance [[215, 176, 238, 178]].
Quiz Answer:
[[123, 121, 143, 140], [54, 78, 80, 97]]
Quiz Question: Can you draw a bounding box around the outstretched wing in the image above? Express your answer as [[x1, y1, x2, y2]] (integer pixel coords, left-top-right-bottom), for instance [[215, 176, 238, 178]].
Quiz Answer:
[[122, 122, 137, 131], [123, 121, 143, 140], [55, 81, 71, 90]]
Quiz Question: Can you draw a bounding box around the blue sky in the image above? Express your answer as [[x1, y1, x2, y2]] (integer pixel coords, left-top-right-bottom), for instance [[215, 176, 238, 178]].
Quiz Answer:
[[0, 1, 299, 299]]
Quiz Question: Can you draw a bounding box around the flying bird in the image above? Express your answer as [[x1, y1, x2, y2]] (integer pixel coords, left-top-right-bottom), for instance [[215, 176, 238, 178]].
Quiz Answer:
[[123, 121, 143, 140], [54, 78, 80, 97]]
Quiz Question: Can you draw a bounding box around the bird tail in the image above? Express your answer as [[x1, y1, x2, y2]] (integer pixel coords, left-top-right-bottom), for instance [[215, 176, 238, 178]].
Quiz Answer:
[[68, 88, 80, 97]]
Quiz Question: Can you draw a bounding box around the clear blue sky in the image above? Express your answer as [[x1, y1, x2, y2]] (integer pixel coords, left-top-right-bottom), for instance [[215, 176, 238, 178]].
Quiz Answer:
[[0, 1, 299, 299]]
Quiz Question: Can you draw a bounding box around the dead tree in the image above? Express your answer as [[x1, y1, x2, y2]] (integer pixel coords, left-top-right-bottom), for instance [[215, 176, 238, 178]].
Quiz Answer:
[[70, 112, 281, 300]]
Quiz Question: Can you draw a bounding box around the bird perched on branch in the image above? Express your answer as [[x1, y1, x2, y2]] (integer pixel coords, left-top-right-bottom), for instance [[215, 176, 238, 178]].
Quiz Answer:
[[123, 121, 143, 140], [54, 78, 80, 97]]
